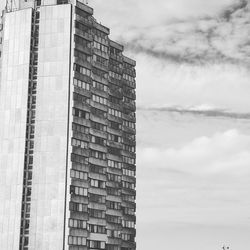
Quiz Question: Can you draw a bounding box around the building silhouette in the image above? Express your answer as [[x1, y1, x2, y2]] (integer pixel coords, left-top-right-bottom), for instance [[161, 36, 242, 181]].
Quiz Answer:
[[0, 1, 136, 250]]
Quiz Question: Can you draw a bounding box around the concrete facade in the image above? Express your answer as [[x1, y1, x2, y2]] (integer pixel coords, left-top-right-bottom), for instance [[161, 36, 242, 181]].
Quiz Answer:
[[0, 1, 136, 250]]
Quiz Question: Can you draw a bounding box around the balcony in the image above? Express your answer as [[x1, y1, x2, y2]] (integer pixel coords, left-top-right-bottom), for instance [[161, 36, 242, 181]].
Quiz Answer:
[[75, 28, 93, 41], [88, 157, 107, 167], [92, 61, 109, 72], [76, 0, 94, 15], [75, 43, 92, 55], [74, 71, 92, 85], [94, 35, 109, 46], [123, 55, 136, 67], [123, 102, 136, 112], [89, 128, 107, 139], [93, 48, 109, 60], [122, 113, 136, 123], [93, 21, 110, 35], [122, 125, 135, 135], [123, 89, 136, 100], [107, 141, 123, 150], [123, 67, 136, 78], [108, 87, 123, 98], [123, 137, 136, 147], [110, 53, 123, 63], [72, 131, 90, 142], [109, 64, 123, 75], [73, 116, 91, 127], [75, 14, 93, 27], [89, 143, 107, 153], [92, 73, 108, 85]]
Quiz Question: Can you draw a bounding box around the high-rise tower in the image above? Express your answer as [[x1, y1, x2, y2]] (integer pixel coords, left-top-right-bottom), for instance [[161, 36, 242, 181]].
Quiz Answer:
[[0, 1, 136, 250]]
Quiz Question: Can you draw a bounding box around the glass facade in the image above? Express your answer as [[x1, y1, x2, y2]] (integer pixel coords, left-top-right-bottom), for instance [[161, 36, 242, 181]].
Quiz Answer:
[[28, 4, 72, 250], [0, 2, 136, 250], [0, 8, 33, 250]]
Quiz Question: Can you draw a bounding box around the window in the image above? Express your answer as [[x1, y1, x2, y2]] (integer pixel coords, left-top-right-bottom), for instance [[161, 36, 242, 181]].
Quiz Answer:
[[73, 78, 90, 90], [88, 224, 106, 234], [109, 121, 122, 130], [123, 156, 135, 165], [109, 95, 121, 105], [74, 63, 92, 76], [93, 54, 108, 66], [122, 207, 135, 216], [106, 201, 121, 210], [123, 120, 135, 129], [91, 107, 107, 118], [107, 229, 121, 239], [90, 150, 106, 160], [109, 71, 122, 80], [69, 202, 88, 212], [107, 187, 120, 196], [108, 160, 122, 169], [71, 153, 88, 164], [123, 168, 135, 177], [75, 20, 90, 33], [93, 80, 108, 91], [89, 164, 105, 174], [123, 144, 135, 153], [73, 92, 89, 104], [110, 46, 122, 56], [88, 208, 105, 219], [74, 50, 91, 63], [92, 28, 108, 39], [92, 94, 107, 105], [123, 73, 135, 83], [121, 233, 135, 242], [71, 138, 88, 149], [108, 147, 121, 156], [122, 220, 135, 229], [91, 121, 107, 132], [87, 240, 105, 249], [70, 185, 88, 196], [70, 169, 88, 180], [92, 67, 108, 79], [91, 135, 106, 146], [89, 193, 105, 203], [108, 133, 122, 143], [74, 34, 90, 47], [72, 123, 89, 134], [72, 108, 89, 119], [90, 178, 105, 188], [69, 218, 87, 229], [108, 108, 122, 118], [93, 40, 108, 52], [107, 173, 121, 183], [122, 181, 135, 190], [68, 236, 86, 246], [122, 194, 135, 202], [106, 214, 121, 224]]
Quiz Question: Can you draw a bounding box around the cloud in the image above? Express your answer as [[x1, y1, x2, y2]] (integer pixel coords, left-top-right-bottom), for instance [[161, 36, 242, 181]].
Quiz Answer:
[[138, 129, 250, 175], [138, 105, 250, 119], [135, 56, 250, 113], [120, 1, 250, 67], [121, 1, 250, 66], [137, 129, 250, 228]]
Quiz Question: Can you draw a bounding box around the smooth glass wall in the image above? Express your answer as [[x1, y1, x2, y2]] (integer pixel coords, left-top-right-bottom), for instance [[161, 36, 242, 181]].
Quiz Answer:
[[28, 4, 72, 250], [0, 8, 32, 250]]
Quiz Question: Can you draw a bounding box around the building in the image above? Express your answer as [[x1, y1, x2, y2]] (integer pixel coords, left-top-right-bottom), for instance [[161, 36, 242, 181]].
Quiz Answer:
[[0, 1, 136, 250]]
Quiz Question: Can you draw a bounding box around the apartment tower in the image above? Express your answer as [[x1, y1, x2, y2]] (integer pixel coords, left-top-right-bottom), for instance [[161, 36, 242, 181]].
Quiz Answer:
[[0, 1, 136, 250]]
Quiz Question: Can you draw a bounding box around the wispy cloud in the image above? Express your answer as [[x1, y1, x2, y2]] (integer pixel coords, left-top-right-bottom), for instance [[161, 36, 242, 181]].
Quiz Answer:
[[138, 105, 250, 119], [119, 0, 250, 66]]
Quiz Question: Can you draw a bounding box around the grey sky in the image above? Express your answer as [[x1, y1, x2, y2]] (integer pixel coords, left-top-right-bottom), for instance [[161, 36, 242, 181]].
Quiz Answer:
[[88, 0, 250, 249]]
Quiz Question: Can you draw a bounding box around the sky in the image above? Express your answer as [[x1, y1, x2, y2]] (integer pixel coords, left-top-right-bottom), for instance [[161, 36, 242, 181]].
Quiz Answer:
[[87, 1, 250, 249]]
